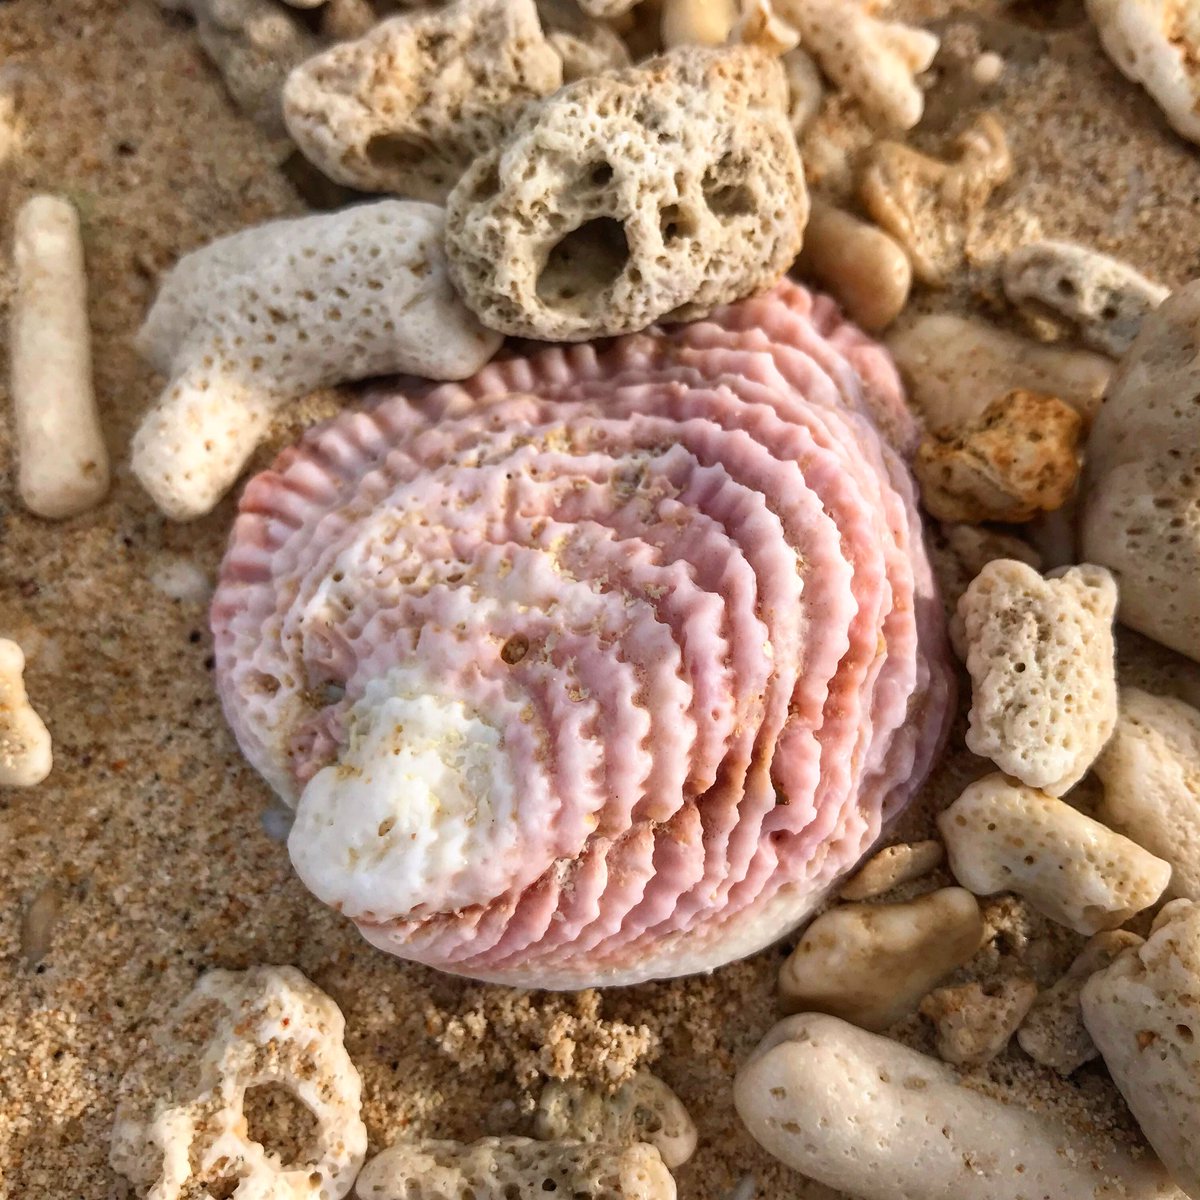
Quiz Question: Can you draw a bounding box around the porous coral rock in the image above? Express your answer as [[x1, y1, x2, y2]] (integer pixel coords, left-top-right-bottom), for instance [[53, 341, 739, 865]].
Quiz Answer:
[[1081, 279, 1200, 662], [927, 522, 1042, 634], [443, 44, 807, 341], [775, 0, 938, 129], [1018, 930, 1144, 1074], [1088, 0, 1200, 146], [955, 560, 1118, 795], [938, 773, 1170, 935], [1094, 689, 1200, 902], [536, 0, 631, 81], [1082, 899, 1200, 1197], [1003, 239, 1168, 358], [837, 839, 943, 902], [356, 1138, 676, 1200], [860, 113, 1012, 285], [913, 390, 1084, 524], [0, 639, 52, 788], [131, 200, 500, 520], [109, 966, 366, 1200], [283, 0, 563, 202], [535, 1072, 697, 1169], [919, 974, 1038, 1066]]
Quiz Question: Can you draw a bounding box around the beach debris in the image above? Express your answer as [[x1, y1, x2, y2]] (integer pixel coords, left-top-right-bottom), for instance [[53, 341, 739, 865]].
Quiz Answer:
[[730, 0, 800, 56], [1018, 930, 1144, 1074], [1002, 240, 1168, 357], [159, 0, 320, 137], [887, 313, 1113, 432], [578, 0, 639, 17], [10, 195, 109, 520], [110, 965, 367, 1200], [860, 114, 1011, 286], [837, 840, 944, 902], [780, 46, 822, 134], [1081, 279, 1200, 662], [0, 639, 52, 789], [954, 560, 1118, 795], [131, 200, 500, 520], [778, 888, 985, 1031], [913, 389, 1083, 524], [1095, 689, 1200, 902], [1088, 0, 1200, 146], [795, 199, 911, 332], [355, 1138, 676, 1200], [536, 0, 631, 82], [939, 773, 1171, 935], [928, 523, 1042, 635], [535, 1072, 697, 1169], [660, 0, 739, 48], [283, 0, 563, 202], [734, 1013, 1176, 1200], [919, 974, 1038, 1066], [774, 0, 938, 128], [210, 279, 953, 987], [1083, 899, 1200, 1197], [443, 44, 807, 341]]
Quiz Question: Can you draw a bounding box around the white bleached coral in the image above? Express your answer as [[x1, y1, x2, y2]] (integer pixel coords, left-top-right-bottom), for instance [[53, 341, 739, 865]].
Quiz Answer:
[[939, 773, 1171, 935], [955, 560, 1118, 795], [0, 639, 52, 788], [109, 965, 367, 1200], [130, 200, 501, 520], [775, 0, 938, 129], [282, 0, 564, 202]]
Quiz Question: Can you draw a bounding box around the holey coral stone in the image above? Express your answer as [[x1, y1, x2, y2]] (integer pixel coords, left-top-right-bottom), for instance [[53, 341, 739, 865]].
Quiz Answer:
[[212, 281, 954, 987]]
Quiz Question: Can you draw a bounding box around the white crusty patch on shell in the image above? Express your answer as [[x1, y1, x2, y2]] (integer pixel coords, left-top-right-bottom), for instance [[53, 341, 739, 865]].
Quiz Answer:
[[1088, 0, 1200, 145], [283, 0, 563, 202], [131, 200, 501, 521], [443, 44, 808, 341], [109, 965, 367, 1200], [955, 560, 1118, 795], [939, 773, 1170, 935]]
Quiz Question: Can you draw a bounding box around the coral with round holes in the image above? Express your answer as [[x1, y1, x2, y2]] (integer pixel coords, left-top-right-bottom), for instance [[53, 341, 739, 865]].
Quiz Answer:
[[443, 43, 807, 341], [210, 278, 951, 987]]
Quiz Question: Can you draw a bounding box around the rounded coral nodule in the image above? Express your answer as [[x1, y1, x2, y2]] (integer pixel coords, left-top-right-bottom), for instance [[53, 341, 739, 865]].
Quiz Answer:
[[210, 280, 954, 988]]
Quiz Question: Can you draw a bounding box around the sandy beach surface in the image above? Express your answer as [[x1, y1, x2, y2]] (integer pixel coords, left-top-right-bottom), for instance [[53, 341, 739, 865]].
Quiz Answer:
[[4, 2, 1200, 1197]]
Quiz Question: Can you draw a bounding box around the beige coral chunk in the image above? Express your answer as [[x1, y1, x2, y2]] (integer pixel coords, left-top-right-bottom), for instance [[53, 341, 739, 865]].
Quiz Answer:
[[660, 0, 739, 48], [887, 313, 1113, 433], [775, 0, 938, 128], [928, 522, 1042, 637], [734, 1014, 1180, 1200], [131, 201, 501, 520], [1088, 0, 1200, 145], [578, 0, 639, 17], [355, 1138, 676, 1200], [730, 0, 799, 56], [535, 1072, 697, 1170], [837, 840, 944, 902], [1095, 688, 1200, 902], [860, 114, 1011, 285], [444, 44, 807, 342], [0, 639, 52, 788], [919, 974, 1037, 1066], [939, 773, 1170, 935], [778, 888, 984, 1031], [159, 0, 320, 136], [795, 199, 911, 332], [1081, 280, 1200, 662], [913, 389, 1083, 525], [956, 560, 1118, 795], [1003, 240, 1168, 357], [1082, 899, 1200, 1197], [537, 0, 631, 82], [283, 0, 563, 202], [109, 966, 367, 1200], [780, 46, 822, 134], [1018, 930, 1144, 1074]]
